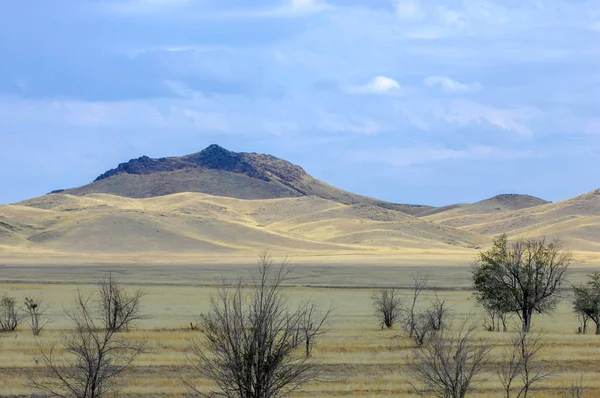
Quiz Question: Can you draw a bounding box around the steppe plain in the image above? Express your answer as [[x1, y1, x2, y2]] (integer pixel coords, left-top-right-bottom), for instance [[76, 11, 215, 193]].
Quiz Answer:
[[1, 146, 600, 397]]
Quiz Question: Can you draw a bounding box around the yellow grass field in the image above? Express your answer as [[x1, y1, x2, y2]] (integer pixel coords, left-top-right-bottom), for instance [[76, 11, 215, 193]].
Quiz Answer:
[[1, 263, 600, 397]]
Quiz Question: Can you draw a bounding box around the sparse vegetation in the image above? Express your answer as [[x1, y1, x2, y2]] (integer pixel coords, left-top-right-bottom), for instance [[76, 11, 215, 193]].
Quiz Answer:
[[24, 297, 50, 336], [1, 261, 597, 397], [97, 272, 146, 333], [410, 323, 492, 397], [296, 301, 332, 358], [403, 275, 429, 337], [30, 292, 146, 397], [186, 253, 331, 397], [497, 330, 551, 398], [0, 295, 24, 332], [372, 287, 402, 329]]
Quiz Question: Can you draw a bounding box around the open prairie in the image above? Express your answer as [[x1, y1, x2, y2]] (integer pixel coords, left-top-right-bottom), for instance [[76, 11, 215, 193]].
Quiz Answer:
[[1, 263, 600, 397]]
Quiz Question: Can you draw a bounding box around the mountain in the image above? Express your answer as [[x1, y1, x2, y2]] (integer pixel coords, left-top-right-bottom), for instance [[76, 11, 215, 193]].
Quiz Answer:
[[59, 145, 433, 216]]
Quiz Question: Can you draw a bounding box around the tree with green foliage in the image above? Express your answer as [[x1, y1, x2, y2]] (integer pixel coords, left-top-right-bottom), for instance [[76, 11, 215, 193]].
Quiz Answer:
[[472, 234, 571, 333], [573, 272, 600, 335]]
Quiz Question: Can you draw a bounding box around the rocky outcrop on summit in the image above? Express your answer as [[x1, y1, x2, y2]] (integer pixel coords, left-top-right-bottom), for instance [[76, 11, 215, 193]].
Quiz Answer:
[[94, 145, 302, 184]]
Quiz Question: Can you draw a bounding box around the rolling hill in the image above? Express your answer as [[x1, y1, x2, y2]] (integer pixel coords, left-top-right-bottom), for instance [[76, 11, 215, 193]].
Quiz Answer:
[[423, 189, 600, 252], [1, 144, 597, 264], [0, 192, 484, 263]]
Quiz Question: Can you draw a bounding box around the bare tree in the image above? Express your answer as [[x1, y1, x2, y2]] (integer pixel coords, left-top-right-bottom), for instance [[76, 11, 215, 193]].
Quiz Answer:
[[564, 375, 586, 398], [482, 306, 510, 332], [473, 235, 571, 332], [403, 275, 429, 337], [30, 292, 146, 397], [0, 295, 24, 332], [410, 323, 491, 398], [412, 313, 434, 348], [372, 287, 402, 329], [97, 272, 146, 332], [297, 301, 332, 358], [425, 294, 448, 332], [497, 330, 551, 398], [24, 297, 50, 336], [186, 252, 331, 397]]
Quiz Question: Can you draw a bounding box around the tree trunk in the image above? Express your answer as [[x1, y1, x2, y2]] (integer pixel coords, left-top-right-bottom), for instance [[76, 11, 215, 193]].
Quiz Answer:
[[595, 321, 600, 335], [305, 337, 311, 358], [522, 309, 532, 333]]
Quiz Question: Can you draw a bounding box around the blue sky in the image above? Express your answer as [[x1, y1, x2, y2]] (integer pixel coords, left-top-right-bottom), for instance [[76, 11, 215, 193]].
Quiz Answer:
[[1, 0, 599, 206]]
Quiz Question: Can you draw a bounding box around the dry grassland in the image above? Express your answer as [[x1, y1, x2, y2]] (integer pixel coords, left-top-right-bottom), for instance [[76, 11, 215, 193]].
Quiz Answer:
[[1, 264, 600, 397]]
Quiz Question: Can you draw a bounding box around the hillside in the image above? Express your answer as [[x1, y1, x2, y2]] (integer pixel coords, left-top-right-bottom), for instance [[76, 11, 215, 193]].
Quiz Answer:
[[422, 194, 549, 220], [60, 145, 432, 216], [0, 192, 484, 262], [423, 189, 600, 252]]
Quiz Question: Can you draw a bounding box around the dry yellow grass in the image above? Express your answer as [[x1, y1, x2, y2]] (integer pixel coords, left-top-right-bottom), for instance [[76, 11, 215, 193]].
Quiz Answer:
[[0, 192, 483, 264], [2, 189, 599, 265], [424, 189, 600, 253], [1, 264, 600, 397]]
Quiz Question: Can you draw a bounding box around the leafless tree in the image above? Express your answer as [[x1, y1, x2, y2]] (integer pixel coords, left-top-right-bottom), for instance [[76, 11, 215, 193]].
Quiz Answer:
[[30, 292, 146, 397], [563, 375, 586, 398], [403, 275, 429, 337], [412, 313, 434, 348], [0, 295, 24, 332], [482, 307, 510, 332], [186, 252, 331, 398], [296, 301, 332, 357], [473, 235, 571, 332], [497, 330, 551, 398], [406, 293, 449, 347], [24, 297, 50, 336], [425, 294, 448, 332], [97, 272, 146, 332], [372, 287, 402, 329], [410, 323, 492, 398]]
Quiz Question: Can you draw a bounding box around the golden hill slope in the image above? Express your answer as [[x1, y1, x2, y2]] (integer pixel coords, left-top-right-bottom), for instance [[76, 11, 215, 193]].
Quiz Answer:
[[0, 193, 482, 261], [424, 189, 600, 252]]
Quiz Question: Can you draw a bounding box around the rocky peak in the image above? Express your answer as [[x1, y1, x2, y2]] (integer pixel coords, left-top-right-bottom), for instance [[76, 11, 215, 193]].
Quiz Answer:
[[93, 145, 307, 185]]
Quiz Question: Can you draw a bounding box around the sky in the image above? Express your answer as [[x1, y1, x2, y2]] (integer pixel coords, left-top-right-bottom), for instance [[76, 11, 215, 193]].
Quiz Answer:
[[1, 0, 599, 206]]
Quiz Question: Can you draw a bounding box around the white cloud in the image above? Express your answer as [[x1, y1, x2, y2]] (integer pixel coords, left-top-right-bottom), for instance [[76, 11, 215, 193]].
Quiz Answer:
[[424, 76, 482, 93], [104, 0, 329, 18], [289, 0, 328, 12], [438, 7, 467, 28], [394, 0, 420, 19], [319, 113, 381, 135], [432, 100, 539, 136], [349, 145, 535, 167], [104, 0, 194, 15], [180, 109, 232, 133], [345, 76, 400, 95]]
